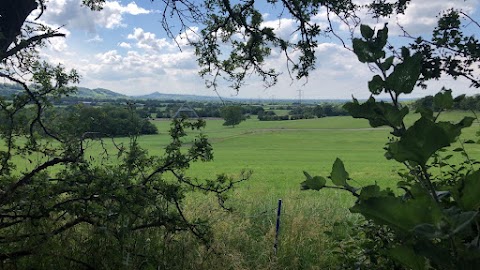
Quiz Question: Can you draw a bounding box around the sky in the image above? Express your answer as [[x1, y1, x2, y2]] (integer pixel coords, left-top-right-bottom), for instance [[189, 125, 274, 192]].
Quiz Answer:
[[34, 0, 480, 100]]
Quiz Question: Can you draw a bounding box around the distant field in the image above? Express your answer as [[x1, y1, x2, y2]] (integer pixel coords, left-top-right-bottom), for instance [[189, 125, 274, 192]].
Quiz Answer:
[[144, 111, 480, 190]]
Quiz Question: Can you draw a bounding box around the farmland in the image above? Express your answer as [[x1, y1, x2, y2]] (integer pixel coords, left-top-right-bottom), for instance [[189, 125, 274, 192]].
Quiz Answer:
[[67, 111, 479, 269]]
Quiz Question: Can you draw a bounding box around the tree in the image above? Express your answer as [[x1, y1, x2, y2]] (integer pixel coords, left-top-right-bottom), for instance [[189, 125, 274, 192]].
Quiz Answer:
[[302, 23, 480, 269], [0, 67, 252, 268], [0, 1, 250, 267], [220, 105, 245, 127]]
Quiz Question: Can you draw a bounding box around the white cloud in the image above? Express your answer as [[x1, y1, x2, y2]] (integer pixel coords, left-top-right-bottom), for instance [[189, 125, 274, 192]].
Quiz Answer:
[[35, 0, 479, 99], [352, 0, 479, 36], [261, 18, 299, 42], [39, 0, 151, 33], [76, 48, 205, 96], [95, 50, 122, 64], [106, 1, 151, 16], [125, 27, 200, 52], [40, 28, 71, 53], [118, 42, 132, 48], [243, 42, 373, 99], [394, 1, 477, 35], [48, 37, 69, 52], [174, 27, 200, 48], [87, 35, 104, 43], [72, 47, 198, 86], [127, 28, 175, 51]]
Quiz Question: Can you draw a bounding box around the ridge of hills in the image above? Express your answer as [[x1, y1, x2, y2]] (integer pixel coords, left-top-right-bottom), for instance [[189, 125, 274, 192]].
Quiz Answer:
[[0, 84, 220, 101], [0, 84, 364, 103], [0, 84, 126, 99]]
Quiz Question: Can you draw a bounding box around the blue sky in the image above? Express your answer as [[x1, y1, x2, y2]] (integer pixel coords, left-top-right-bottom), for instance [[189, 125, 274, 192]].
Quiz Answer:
[[36, 0, 480, 99]]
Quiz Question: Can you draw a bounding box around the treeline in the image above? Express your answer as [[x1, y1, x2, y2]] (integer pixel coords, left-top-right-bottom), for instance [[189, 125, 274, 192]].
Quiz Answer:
[[258, 104, 348, 121], [413, 94, 480, 111], [1, 104, 158, 137], [149, 103, 264, 118]]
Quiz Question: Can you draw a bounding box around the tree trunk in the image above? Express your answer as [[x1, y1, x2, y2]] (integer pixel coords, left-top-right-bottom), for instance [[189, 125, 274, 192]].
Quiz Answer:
[[0, 0, 38, 60]]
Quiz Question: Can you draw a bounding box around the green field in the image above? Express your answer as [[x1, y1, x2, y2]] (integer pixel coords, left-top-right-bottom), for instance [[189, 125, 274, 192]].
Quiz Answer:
[[6, 112, 480, 269], [117, 112, 480, 269]]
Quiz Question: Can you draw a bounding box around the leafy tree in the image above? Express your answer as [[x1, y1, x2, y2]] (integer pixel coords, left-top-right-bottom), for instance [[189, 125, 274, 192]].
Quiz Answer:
[[1, 104, 159, 137], [302, 23, 480, 269], [0, 64, 252, 268], [220, 105, 245, 127], [0, 1, 249, 267], [414, 94, 480, 112]]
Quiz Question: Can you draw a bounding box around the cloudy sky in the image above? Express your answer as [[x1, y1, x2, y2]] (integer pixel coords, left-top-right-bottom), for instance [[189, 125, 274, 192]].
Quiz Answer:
[[37, 0, 480, 100]]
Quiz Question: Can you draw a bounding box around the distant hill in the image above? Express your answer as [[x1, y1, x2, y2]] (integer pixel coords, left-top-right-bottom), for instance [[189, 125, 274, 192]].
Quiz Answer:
[[0, 84, 127, 99], [134, 91, 219, 101], [75, 87, 126, 98], [0, 84, 220, 101], [0, 83, 24, 97]]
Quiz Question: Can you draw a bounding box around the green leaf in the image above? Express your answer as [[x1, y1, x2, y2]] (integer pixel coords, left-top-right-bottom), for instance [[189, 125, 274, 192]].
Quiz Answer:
[[386, 53, 422, 95], [437, 116, 474, 142], [359, 185, 381, 200], [389, 245, 427, 270], [414, 241, 456, 269], [353, 38, 374, 63], [303, 171, 312, 180], [445, 208, 478, 236], [381, 56, 395, 71], [458, 116, 475, 128], [453, 94, 466, 102], [415, 106, 434, 121], [433, 89, 453, 110], [401, 46, 410, 58], [331, 158, 349, 187], [455, 170, 480, 211], [359, 185, 392, 200], [360, 24, 374, 39], [413, 223, 444, 239], [301, 176, 326, 191], [350, 194, 442, 233], [368, 75, 384, 94], [344, 97, 408, 129], [375, 24, 389, 49], [387, 117, 452, 165]]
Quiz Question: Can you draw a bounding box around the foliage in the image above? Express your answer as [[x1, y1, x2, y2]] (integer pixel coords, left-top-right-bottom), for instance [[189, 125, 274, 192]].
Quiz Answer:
[[413, 93, 480, 112], [326, 219, 402, 269], [291, 104, 349, 119], [302, 23, 480, 269], [257, 104, 349, 121], [258, 114, 290, 121], [0, 1, 249, 267], [194, 0, 363, 90], [0, 104, 158, 137], [0, 66, 248, 266], [55, 104, 158, 136], [220, 105, 245, 127]]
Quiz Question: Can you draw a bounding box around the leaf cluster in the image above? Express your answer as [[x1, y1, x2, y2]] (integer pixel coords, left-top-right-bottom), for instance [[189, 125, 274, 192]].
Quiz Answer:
[[303, 23, 480, 269]]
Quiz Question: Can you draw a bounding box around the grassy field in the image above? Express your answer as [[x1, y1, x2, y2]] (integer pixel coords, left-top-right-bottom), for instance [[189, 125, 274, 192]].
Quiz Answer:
[[119, 111, 480, 269], [6, 111, 480, 269]]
